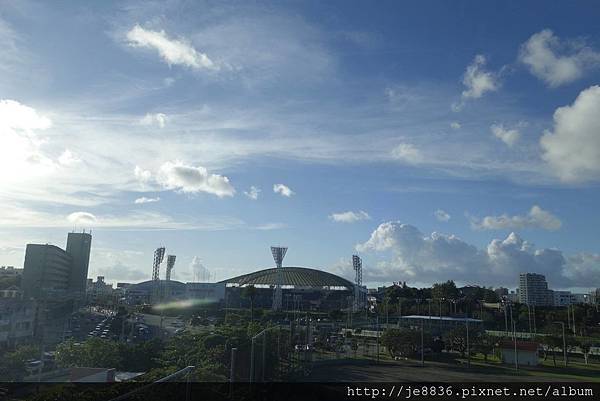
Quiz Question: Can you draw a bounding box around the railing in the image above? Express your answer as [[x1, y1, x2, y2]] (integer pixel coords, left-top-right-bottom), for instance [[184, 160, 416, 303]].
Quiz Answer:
[[107, 366, 195, 401]]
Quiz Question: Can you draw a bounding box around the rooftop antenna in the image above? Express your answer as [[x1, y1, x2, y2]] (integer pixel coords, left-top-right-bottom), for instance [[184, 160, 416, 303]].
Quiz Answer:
[[271, 246, 288, 311], [352, 254, 363, 312]]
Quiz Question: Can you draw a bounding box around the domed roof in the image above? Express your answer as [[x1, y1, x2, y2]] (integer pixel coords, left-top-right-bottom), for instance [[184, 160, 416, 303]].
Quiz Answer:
[[221, 267, 354, 290], [128, 279, 186, 291]]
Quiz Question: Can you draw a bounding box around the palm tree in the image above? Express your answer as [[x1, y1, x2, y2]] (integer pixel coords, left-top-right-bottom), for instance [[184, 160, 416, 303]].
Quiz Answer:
[[242, 285, 257, 321]]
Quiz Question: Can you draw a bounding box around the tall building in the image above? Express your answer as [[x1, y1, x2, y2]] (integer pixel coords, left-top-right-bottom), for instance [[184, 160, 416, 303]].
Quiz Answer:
[[21, 232, 92, 300], [66, 232, 92, 295], [518, 273, 552, 306], [22, 244, 73, 299]]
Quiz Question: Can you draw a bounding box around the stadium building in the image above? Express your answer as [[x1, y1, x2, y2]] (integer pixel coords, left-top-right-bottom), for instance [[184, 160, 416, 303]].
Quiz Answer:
[[221, 267, 361, 311]]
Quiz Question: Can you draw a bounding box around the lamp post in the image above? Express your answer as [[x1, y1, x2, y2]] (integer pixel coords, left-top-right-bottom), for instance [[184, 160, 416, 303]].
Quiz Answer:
[[466, 316, 470, 369], [427, 299, 432, 328], [420, 318, 424, 366], [513, 320, 518, 371], [553, 321, 567, 367]]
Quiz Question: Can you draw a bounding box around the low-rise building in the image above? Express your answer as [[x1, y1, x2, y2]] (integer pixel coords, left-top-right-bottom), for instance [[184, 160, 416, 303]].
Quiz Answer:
[[498, 340, 539, 366], [87, 276, 114, 303], [0, 298, 35, 348], [0, 266, 23, 278]]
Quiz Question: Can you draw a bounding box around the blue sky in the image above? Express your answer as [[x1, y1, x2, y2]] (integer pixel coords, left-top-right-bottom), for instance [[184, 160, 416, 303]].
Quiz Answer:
[[1, 0, 599, 292]]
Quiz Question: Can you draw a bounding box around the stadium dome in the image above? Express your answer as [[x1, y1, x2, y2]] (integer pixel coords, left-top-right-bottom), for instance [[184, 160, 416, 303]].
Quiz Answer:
[[128, 279, 186, 291], [221, 267, 354, 291]]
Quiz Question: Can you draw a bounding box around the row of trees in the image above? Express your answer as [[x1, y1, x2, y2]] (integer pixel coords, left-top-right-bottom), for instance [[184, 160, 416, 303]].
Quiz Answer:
[[379, 325, 597, 367], [380, 327, 495, 361]]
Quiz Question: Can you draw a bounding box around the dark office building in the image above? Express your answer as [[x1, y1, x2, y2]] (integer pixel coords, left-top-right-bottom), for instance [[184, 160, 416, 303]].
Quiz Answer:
[[66, 232, 92, 295], [22, 232, 92, 300], [22, 244, 73, 299]]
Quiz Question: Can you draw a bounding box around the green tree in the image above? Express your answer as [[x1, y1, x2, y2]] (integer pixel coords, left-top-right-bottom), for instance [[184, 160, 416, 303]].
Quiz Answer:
[[473, 333, 495, 362], [431, 280, 459, 299], [56, 338, 122, 369], [0, 345, 38, 381], [381, 328, 420, 358], [579, 339, 593, 365], [544, 335, 563, 367]]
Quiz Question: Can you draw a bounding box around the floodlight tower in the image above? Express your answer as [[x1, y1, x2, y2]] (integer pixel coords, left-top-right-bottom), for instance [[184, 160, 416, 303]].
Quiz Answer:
[[152, 247, 165, 302], [352, 255, 363, 312], [271, 246, 288, 311], [165, 255, 176, 282], [152, 247, 166, 281], [163, 255, 177, 300]]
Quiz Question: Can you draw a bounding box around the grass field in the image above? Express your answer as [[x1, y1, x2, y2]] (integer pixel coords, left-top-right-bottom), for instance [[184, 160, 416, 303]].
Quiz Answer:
[[305, 352, 600, 382]]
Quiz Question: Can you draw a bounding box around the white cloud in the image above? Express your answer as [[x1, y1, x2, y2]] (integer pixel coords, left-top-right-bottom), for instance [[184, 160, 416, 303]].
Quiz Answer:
[[469, 205, 562, 231], [391, 143, 423, 164], [243, 186, 261, 200], [519, 29, 600, 87], [0, 203, 242, 230], [450, 122, 461, 130], [540, 85, 600, 182], [67, 211, 98, 226], [434, 209, 451, 222], [329, 210, 371, 223], [273, 183, 294, 197], [157, 160, 235, 197], [255, 222, 287, 230], [134, 165, 152, 183], [491, 124, 520, 147], [140, 112, 167, 128], [0, 99, 57, 182], [0, 99, 51, 131], [353, 221, 596, 288], [126, 25, 217, 70], [58, 149, 81, 166], [134, 196, 160, 204], [461, 55, 500, 99]]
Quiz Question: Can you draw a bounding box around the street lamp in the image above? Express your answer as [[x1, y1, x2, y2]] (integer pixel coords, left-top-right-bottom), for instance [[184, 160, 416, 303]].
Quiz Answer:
[[553, 321, 567, 367]]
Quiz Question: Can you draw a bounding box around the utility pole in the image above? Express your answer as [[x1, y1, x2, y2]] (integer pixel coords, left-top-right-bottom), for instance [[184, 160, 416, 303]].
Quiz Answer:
[[571, 305, 576, 335], [229, 347, 237, 397], [376, 315, 380, 364], [250, 337, 255, 383]]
